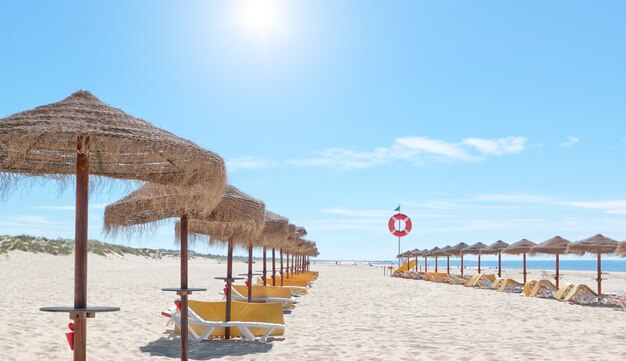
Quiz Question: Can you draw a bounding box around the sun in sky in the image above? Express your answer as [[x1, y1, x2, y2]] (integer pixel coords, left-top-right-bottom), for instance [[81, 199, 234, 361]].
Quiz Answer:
[[230, 0, 284, 45]]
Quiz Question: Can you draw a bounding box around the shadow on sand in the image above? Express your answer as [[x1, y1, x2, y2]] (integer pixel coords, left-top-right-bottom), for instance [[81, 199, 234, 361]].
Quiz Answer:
[[139, 333, 277, 360]]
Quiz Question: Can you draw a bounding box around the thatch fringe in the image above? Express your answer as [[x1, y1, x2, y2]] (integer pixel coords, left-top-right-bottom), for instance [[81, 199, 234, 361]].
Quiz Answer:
[[0, 91, 226, 196]]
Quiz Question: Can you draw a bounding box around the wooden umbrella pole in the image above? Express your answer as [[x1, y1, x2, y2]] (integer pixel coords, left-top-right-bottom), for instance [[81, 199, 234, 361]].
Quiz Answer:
[[247, 243, 253, 302], [286, 252, 289, 279], [425, 257, 428, 273], [225, 238, 234, 339], [272, 248, 276, 286], [597, 253, 602, 295], [460, 255, 464, 276], [498, 253, 502, 278], [435, 256, 438, 273], [555, 253, 560, 289], [280, 249, 284, 286], [262, 247, 267, 286], [478, 253, 481, 274], [447, 256, 450, 275], [523, 253, 527, 284], [74, 135, 89, 361], [415, 256, 418, 272], [179, 214, 189, 361]]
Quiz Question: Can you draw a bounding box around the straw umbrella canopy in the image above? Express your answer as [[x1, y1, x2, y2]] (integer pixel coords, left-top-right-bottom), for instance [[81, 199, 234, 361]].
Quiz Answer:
[[481, 240, 510, 277], [461, 242, 487, 274], [0, 91, 226, 361], [409, 248, 423, 272], [178, 187, 265, 339], [616, 241, 626, 257], [566, 234, 619, 294], [257, 211, 289, 287], [104, 182, 228, 360], [435, 246, 453, 274], [447, 242, 469, 275], [530, 236, 575, 288], [502, 239, 536, 283]]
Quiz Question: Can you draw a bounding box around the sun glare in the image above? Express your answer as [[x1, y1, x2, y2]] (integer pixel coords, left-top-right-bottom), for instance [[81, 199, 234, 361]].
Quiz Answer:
[[233, 0, 282, 42]]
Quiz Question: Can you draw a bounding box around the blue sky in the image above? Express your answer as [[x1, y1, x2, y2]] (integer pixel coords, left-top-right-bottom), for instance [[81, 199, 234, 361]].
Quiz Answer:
[[1, 1, 626, 260]]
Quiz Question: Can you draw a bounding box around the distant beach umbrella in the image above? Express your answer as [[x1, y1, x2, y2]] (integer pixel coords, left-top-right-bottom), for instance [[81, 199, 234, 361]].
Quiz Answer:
[[435, 246, 453, 274], [429, 247, 441, 273], [257, 212, 289, 289], [447, 242, 470, 275], [502, 239, 536, 283], [481, 240, 510, 278], [175, 185, 265, 339], [0, 91, 226, 361], [530, 236, 576, 288], [616, 241, 626, 257], [461, 242, 488, 274], [409, 249, 423, 272], [567, 234, 619, 295], [422, 249, 430, 273]]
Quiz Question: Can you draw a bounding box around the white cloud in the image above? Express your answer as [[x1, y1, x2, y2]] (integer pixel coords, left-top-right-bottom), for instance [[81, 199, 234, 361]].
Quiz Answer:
[[31, 203, 108, 211], [474, 194, 555, 203], [319, 207, 392, 218], [562, 200, 626, 214], [288, 136, 527, 170], [227, 156, 278, 171], [561, 136, 580, 147]]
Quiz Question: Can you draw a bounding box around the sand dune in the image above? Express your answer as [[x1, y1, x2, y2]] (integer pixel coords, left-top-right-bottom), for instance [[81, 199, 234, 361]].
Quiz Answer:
[[0, 252, 624, 360]]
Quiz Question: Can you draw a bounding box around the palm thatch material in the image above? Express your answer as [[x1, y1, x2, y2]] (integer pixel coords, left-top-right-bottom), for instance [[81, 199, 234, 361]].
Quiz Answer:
[[0, 91, 226, 193], [104, 182, 226, 236], [446, 242, 469, 256], [530, 236, 573, 255], [481, 240, 510, 255], [428, 246, 441, 256], [295, 226, 308, 237], [616, 241, 626, 257], [461, 242, 487, 255], [258, 211, 290, 248], [502, 239, 536, 255], [175, 186, 266, 246], [566, 234, 619, 254]]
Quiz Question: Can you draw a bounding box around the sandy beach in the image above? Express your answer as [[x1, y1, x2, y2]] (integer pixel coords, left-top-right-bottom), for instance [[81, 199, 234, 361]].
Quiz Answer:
[[0, 251, 624, 360]]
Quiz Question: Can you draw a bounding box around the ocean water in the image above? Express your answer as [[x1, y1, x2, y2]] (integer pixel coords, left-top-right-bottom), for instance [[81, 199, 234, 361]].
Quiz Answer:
[[374, 259, 626, 272]]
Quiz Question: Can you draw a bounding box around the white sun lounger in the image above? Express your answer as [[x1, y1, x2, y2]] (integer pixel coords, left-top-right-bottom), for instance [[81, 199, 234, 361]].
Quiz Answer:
[[225, 286, 297, 309]]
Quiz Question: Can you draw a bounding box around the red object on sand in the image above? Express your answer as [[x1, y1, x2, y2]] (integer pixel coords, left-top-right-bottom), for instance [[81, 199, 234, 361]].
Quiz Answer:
[[66, 322, 75, 350]]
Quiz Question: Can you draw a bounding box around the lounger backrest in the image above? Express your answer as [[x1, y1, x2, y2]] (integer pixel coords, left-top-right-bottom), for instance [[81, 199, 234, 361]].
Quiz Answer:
[[553, 284, 574, 300], [187, 300, 285, 337], [282, 279, 309, 287], [233, 285, 293, 299], [530, 280, 557, 297]]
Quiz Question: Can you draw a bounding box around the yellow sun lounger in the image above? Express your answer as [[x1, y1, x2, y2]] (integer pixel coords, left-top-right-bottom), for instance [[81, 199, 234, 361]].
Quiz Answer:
[[256, 277, 309, 295], [170, 300, 285, 342], [523, 280, 557, 298], [231, 285, 296, 309], [424, 272, 449, 283], [465, 274, 497, 288], [553, 283, 575, 300], [562, 284, 601, 305], [496, 279, 524, 293]]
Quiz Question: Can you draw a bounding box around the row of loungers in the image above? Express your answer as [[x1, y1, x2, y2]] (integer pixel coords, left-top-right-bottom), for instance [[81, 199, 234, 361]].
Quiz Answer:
[[161, 271, 319, 342], [394, 270, 625, 310]]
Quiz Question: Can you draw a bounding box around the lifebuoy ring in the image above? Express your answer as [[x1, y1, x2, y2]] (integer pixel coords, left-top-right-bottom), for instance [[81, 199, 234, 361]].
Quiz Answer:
[[388, 213, 412, 237]]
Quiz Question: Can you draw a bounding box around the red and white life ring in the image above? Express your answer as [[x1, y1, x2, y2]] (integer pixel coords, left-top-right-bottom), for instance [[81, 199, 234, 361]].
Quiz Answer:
[[388, 213, 412, 237]]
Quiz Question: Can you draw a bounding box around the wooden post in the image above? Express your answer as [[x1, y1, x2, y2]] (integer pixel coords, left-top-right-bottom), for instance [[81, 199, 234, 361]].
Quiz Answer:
[[435, 256, 438, 273], [286, 252, 290, 278], [597, 253, 602, 295], [225, 238, 234, 339], [280, 249, 284, 286], [478, 253, 481, 274], [247, 243, 253, 302], [272, 248, 276, 286], [498, 253, 502, 278], [447, 256, 450, 275], [555, 253, 560, 289], [262, 247, 267, 286], [460, 254, 464, 276], [424, 257, 428, 273], [179, 214, 189, 361], [523, 253, 527, 284], [74, 135, 89, 361]]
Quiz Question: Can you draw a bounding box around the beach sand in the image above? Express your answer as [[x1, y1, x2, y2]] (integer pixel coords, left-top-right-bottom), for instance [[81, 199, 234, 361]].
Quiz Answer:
[[0, 252, 625, 360]]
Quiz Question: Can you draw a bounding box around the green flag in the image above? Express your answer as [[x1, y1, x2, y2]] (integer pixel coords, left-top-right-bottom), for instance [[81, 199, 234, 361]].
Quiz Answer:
[[394, 205, 400, 212]]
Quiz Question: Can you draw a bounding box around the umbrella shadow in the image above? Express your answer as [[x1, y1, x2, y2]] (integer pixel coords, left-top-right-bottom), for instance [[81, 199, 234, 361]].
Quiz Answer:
[[139, 332, 277, 360]]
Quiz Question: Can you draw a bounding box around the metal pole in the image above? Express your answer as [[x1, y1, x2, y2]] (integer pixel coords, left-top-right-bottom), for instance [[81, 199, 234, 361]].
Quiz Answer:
[[397, 237, 401, 267], [74, 135, 89, 361], [225, 238, 234, 339], [179, 214, 189, 361]]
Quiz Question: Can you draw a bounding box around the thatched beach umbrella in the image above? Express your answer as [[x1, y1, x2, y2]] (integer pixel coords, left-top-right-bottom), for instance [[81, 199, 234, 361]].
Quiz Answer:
[[481, 240, 510, 278], [502, 239, 536, 283], [409, 249, 423, 272], [257, 212, 289, 288], [0, 91, 226, 361], [447, 242, 469, 275], [429, 247, 441, 273], [616, 241, 626, 257], [104, 181, 226, 361], [567, 234, 619, 294], [436, 246, 452, 274], [461, 242, 487, 274], [530, 236, 574, 288]]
